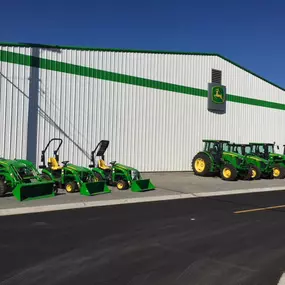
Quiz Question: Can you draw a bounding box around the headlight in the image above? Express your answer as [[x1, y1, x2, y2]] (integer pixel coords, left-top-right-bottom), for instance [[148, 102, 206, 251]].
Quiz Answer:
[[131, 170, 139, 180]]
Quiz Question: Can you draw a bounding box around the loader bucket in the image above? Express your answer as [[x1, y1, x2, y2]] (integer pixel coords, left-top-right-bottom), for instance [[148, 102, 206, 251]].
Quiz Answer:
[[131, 179, 155, 192], [80, 181, 111, 196], [12, 181, 56, 202]]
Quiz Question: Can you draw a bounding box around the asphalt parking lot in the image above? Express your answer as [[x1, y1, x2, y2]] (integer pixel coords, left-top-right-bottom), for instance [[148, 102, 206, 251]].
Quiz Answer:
[[2, 190, 285, 284]]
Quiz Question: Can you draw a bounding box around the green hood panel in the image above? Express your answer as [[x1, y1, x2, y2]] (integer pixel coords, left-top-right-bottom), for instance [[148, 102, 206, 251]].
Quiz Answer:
[[223, 152, 244, 160], [115, 163, 137, 172], [0, 159, 28, 168], [66, 164, 92, 173], [270, 153, 285, 159], [246, 156, 267, 163]]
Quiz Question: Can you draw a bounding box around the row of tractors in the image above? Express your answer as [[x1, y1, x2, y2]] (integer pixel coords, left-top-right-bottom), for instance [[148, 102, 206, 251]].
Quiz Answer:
[[192, 140, 285, 181], [0, 139, 155, 201]]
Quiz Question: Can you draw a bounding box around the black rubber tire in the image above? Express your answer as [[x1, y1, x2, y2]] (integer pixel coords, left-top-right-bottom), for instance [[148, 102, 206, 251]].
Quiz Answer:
[[273, 165, 285, 179], [116, 180, 128, 190], [250, 165, 261, 180], [191, 152, 212, 176], [241, 168, 253, 181], [261, 171, 274, 179], [0, 180, 7, 197], [53, 185, 58, 195], [220, 164, 238, 181], [93, 172, 104, 182], [65, 181, 77, 193]]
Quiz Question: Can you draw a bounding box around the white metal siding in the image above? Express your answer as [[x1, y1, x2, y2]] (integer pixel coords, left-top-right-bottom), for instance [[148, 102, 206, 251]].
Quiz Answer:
[[1, 46, 285, 171], [0, 46, 31, 159]]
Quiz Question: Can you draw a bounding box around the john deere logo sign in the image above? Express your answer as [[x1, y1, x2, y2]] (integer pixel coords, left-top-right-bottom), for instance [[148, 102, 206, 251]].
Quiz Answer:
[[212, 87, 225, 104], [208, 83, 227, 113]]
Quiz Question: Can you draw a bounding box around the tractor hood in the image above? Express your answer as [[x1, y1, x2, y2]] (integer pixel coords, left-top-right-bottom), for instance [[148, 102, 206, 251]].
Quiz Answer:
[[223, 152, 244, 160], [270, 153, 284, 159], [0, 159, 28, 169], [114, 163, 138, 172], [246, 155, 268, 163], [66, 164, 92, 173]]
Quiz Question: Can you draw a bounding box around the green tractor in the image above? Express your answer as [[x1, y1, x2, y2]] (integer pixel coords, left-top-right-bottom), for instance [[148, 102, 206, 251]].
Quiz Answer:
[[228, 143, 274, 179], [249, 142, 285, 179], [89, 140, 155, 191], [0, 158, 57, 201], [39, 138, 111, 196], [192, 140, 253, 181]]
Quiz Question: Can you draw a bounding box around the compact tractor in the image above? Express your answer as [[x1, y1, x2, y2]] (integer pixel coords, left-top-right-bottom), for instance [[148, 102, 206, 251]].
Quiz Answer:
[[39, 138, 111, 195], [89, 140, 155, 191], [249, 142, 285, 179], [0, 158, 56, 201], [228, 143, 274, 179], [192, 140, 253, 181]]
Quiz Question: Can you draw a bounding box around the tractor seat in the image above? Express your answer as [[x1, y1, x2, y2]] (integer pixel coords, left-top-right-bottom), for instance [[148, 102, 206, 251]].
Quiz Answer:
[[48, 157, 62, 170], [98, 159, 111, 170]]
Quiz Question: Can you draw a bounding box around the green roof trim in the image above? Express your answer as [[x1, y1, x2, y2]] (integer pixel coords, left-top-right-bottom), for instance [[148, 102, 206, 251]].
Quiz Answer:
[[1, 49, 285, 112], [0, 41, 284, 92]]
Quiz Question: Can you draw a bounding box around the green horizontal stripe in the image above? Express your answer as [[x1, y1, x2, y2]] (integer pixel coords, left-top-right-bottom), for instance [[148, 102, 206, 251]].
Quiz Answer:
[[1, 50, 285, 111], [1, 42, 284, 92]]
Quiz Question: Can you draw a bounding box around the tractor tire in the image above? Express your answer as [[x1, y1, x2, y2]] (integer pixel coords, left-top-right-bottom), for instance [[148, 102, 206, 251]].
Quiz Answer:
[[65, 181, 77, 193], [241, 168, 253, 181], [250, 165, 261, 180], [261, 171, 274, 179], [191, 153, 212, 176], [93, 173, 104, 182], [116, 180, 128, 190], [272, 165, 285, 179], [53, 185, 58, 195], [220, 164, 238, 181], [0, 180, 7, 197]]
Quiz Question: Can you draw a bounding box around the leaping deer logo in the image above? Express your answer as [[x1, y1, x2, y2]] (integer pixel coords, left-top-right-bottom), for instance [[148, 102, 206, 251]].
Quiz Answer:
[[214, 88, 223, 100]]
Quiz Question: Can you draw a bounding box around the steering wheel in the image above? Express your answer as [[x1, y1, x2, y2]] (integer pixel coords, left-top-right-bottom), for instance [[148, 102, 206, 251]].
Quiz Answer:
[[61, 160, 69, 166], [110, 161, 116, 166]]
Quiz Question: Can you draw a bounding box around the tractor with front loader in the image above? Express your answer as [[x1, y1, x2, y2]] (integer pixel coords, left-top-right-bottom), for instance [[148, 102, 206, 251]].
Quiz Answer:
[[89, 140, 155, 191], [0, 158, 57, 201], [249, 142, 285, 179], [228, 143, 274, 179], [39, 138, 111, 196], [192, 140, 253, 181]]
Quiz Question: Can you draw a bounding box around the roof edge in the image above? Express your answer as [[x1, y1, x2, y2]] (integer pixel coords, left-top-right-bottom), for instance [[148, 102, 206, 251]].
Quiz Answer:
[[0, 41, 284, 92]]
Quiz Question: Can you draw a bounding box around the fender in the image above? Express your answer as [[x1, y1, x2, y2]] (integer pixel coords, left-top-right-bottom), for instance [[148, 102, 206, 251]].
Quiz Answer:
[[194, 151, 216, 172]]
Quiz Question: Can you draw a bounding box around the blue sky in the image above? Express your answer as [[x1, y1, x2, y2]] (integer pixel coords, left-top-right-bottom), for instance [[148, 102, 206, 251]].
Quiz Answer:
[[2, 0, 285, 87]]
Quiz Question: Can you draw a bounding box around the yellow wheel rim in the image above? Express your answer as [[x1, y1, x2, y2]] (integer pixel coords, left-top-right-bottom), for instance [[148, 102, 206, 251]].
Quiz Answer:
[[251, 169, 257, 178], [223, 168, 232, 179], [194, 158, 206, 173], [273, 168, 280, 177], [66, 184, 73, 192], [117, 182, 124, 190], [94, 177, 99, 182]]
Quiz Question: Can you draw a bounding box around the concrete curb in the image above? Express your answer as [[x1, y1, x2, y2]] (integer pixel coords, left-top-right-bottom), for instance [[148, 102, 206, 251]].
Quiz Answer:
[[0, 186, 285, 217]]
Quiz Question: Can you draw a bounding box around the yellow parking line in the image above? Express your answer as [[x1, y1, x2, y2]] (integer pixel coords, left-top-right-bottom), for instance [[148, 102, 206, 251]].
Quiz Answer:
[[234, 204, 285, 214]]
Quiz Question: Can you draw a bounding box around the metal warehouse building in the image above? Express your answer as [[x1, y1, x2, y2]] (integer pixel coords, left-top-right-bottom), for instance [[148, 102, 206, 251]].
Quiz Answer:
[[1, 43, 285, 172]]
